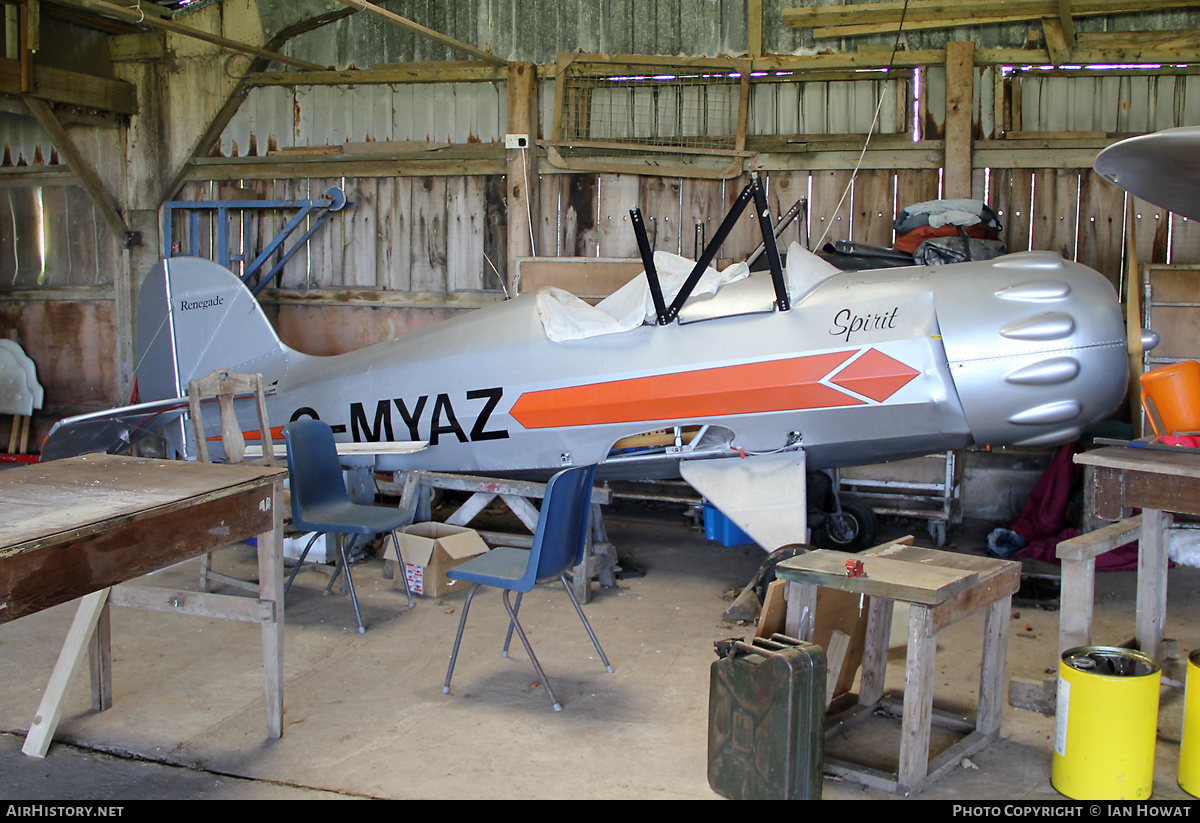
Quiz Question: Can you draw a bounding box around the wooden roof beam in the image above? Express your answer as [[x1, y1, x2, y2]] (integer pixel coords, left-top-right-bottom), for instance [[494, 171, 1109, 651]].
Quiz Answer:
[[47, 0, 325, 71], [333, 0, 506, 66]]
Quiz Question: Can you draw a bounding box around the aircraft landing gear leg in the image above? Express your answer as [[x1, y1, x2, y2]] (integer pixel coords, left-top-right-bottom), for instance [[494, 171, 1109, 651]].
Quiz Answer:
[[810, 473, 877, 552]]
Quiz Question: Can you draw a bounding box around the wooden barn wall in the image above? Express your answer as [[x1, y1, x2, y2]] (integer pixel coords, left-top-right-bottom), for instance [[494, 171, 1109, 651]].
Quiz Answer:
[[0, 177, 120, 435], [172, 64, 1200, 346]]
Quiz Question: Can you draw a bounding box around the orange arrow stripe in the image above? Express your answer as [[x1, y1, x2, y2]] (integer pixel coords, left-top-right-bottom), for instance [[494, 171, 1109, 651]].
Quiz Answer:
[[510, 351, 865, 430], [829, 348, 921, 402]]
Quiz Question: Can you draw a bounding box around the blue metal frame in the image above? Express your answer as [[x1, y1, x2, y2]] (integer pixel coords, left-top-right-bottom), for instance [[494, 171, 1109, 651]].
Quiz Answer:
[[163, 187, 352, 295]]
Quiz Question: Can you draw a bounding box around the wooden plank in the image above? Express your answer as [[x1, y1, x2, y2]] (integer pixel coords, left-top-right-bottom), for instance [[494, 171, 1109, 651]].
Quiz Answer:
[[595, 174, 641, 258], [515, 257, 644, 297], [763, 170, 809, 251], [775, 549, 980, 605], [991, 168, 1034, 254], [1075, 167, 1127, 288], [810, 169, 854, 248], [108, 584, 275, 624], [341, 178, 376, 288], [680, 177, 725, 259], [21, 589, 110, 757], [895, 169, 943, 215], [755, 578, 786, 638], [851, 168, 895, 247], [899, 603, 938, 793], [447, 175, 486, 291], [824, 628, 851, 709], [1059, 515, 1144, 560], [409, 176, 449, 292], [638, 176, 683, 254], [0, 58, 136, 115], [720, 173, 758, 263], [379, 176, 413, 291], [1075, 445, 1200, 478], [1138, 508, 1170, 657], [1030, 167, 1080, 258], [943, 42, 975, 201]]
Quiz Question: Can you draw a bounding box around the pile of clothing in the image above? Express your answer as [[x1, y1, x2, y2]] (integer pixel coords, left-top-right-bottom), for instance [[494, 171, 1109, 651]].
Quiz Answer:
[[893, 199, 1007, 265], [818, 198, 1008, 270]]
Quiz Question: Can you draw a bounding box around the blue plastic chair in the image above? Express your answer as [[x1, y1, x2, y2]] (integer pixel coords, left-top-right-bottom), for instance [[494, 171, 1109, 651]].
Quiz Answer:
[[283, 419, 415, 633], [441, 463, 613, 710]]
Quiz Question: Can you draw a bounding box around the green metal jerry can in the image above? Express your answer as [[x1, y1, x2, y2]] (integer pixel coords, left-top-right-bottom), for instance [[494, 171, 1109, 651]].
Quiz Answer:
[[708, 634, 826, 800]]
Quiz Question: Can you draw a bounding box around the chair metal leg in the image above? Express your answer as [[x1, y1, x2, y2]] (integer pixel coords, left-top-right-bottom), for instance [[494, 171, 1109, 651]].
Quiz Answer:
[[389, 530, 415, 607], [501, 592, 523, 658], [284, 532, 325, 594], [443, 583, 480, 694], [335, 535, 366, 633], [560, 573, 614, 673], [501, 589, 562, 711]]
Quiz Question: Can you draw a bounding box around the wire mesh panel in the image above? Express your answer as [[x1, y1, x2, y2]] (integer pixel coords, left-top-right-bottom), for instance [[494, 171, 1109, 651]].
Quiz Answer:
[[553, 58, 750, 163]]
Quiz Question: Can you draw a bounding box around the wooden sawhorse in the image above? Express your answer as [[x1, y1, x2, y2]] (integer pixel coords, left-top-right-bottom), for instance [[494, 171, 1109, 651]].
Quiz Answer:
[[776, 540, 1020, 796]]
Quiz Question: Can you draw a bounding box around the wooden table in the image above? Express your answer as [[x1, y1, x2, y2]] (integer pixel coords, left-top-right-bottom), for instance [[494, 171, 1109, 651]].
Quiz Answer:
[[776, 541, 1020, 796], [0, 454, 287, 756], [1072, 445, 1200, 658]]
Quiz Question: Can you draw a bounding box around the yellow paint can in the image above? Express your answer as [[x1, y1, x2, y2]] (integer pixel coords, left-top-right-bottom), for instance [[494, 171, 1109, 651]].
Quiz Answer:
[[1178, 649, 1200, 797], [1052, 646, 1161, 800]]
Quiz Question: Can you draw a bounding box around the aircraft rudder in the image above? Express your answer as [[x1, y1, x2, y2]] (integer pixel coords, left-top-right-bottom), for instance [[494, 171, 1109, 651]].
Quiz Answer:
[[135, 257, 293, 401]]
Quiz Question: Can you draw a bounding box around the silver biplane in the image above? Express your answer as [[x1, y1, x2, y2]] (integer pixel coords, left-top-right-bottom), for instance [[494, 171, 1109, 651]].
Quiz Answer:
[[45, 165, 1154, 551]]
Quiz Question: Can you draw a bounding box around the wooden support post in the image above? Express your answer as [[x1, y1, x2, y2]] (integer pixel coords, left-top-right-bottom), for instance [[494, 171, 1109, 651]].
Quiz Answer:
[[506, 61, 539, 284], [978, 594, 1012, 735], [899, 604, 937, 794], [858, 595, 893, 706], [1138, 508, 1170, 658], [943, 41, 975, 200], [748, 0, 764, 59]]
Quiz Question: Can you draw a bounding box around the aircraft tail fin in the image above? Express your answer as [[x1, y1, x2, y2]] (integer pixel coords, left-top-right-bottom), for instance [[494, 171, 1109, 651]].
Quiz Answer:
[[135, 257, 296, 401]]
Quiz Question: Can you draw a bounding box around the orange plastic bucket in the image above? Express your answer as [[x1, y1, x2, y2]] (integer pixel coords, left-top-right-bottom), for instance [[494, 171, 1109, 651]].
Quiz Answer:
[[1141, 361, 1200, 436]]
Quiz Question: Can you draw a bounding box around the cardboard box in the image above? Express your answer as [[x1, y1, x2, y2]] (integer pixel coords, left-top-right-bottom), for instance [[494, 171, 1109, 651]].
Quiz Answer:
[[283, 532, 330, 563], [383, 522, 490, 597]]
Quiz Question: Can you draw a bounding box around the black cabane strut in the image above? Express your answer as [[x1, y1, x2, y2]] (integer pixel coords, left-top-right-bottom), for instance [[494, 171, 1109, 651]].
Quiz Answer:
[[628, 172, 790, 325]]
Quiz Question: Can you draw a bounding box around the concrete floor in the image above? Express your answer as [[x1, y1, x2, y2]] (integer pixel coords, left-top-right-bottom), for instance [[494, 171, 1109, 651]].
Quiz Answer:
[[2, 498, 1198, 801]]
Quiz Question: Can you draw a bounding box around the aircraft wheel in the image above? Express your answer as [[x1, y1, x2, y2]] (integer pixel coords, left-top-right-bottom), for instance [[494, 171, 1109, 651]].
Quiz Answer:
[[752, 544, 810, 604], [812, 494, 876, 552]]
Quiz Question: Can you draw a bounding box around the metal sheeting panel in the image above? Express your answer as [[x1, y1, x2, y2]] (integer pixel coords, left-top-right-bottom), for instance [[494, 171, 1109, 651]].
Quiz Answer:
[[750, 76, 910, 136], [278, 2, 1200, 66], [1019, 73, 1200, 134], [218, 82, 506, 154], [281, 0, 807, 66]]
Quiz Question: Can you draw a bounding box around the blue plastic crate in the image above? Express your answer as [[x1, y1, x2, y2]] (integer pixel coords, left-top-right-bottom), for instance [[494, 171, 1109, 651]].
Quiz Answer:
[[703, 503, 754, 547]]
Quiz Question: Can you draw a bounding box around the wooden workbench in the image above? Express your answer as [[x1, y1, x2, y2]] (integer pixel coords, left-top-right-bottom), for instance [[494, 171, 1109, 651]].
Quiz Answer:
[[0, 454, 287, 755], [1074, 445, 1200, 658]]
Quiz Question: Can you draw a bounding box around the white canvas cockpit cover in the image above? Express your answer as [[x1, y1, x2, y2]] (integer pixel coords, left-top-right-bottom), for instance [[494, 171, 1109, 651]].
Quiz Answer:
[[535, 243, 840, 342]]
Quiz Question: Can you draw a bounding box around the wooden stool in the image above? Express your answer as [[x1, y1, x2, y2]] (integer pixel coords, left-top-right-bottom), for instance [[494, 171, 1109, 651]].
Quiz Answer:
[[1056, 514, 1152, 657], [776, 540, 1020, 796]]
